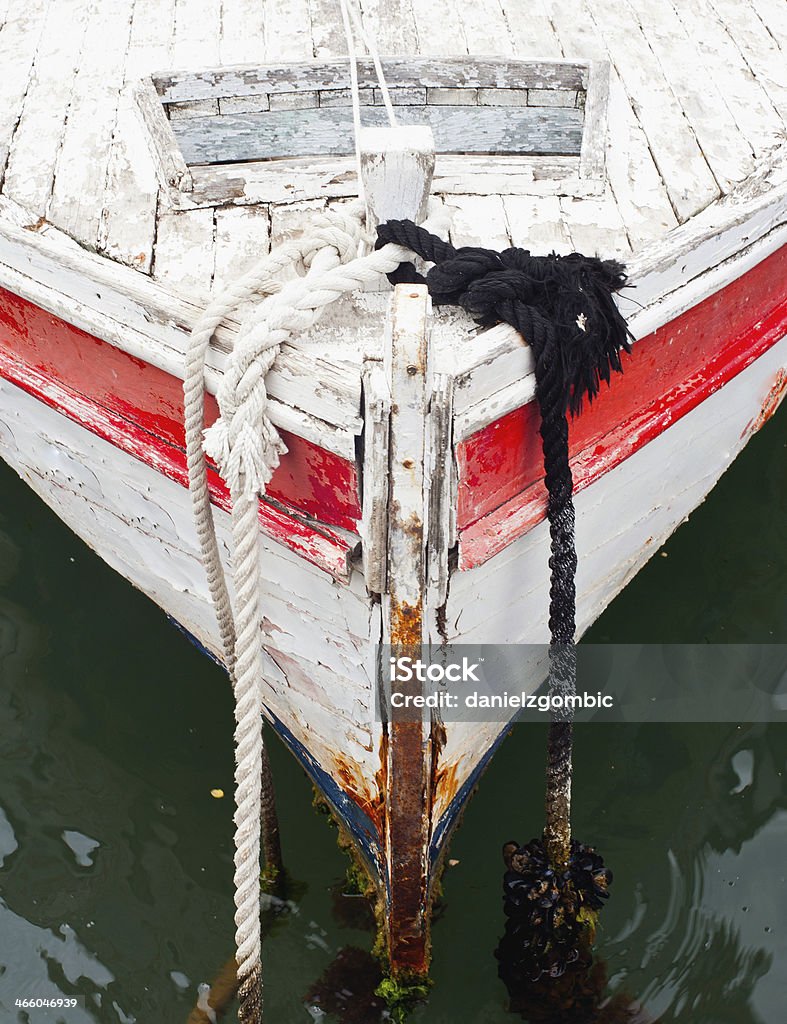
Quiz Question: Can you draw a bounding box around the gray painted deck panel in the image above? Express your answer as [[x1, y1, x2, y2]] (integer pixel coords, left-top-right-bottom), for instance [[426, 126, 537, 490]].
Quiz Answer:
[[172, 104, 584, 164], [154, 57, 588, 102]]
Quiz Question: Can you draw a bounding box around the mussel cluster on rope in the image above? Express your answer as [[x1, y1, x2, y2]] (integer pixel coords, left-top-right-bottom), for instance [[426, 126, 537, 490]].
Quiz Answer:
[[497, 838, 612, 984], [377, 219, 631, 983]]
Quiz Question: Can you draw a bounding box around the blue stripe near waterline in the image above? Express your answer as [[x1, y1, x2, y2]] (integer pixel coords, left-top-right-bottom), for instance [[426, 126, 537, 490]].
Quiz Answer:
[[429, 725, 511, 871], [167, 616, 224, 667], [266, 711, 384, 880]]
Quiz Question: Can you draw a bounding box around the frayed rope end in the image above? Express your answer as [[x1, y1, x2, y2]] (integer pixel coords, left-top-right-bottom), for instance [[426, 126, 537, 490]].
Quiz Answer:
[[203, 417, 288, 501]]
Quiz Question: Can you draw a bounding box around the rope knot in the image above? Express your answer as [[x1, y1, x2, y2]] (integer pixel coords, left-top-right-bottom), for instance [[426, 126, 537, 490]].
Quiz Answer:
[[376, 220, 632, 416], [425, 248, 504, 306]]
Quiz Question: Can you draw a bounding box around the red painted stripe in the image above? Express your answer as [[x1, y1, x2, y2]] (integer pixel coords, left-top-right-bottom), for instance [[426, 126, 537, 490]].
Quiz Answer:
[[0, 349, 354, 579], [3, 243, 785, 578], [0, 286, 362, 532], [457, 243, 787, 569]]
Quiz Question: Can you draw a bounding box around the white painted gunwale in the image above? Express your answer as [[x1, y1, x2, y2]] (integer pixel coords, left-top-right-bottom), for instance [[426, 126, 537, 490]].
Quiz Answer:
[[1, 139, 784, 463], [0, 0, 783, 466], [0, 194, 362, 459], [446, 146, 787, 440]]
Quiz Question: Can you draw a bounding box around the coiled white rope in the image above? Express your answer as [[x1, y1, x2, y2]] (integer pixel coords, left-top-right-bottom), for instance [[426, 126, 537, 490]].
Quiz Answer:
[[185, 6, 441, 1018], [185, 197, 450, 1021]]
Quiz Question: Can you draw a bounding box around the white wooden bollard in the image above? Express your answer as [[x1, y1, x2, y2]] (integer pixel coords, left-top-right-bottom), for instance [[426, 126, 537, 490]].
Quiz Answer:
[[360, 121, 437, 590], [359, 124, 435, 232]]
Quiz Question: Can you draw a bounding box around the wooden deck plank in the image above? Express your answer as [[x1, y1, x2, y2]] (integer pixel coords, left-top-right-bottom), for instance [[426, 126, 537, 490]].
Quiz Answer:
[[2, 0, 91, 216], [360, 0, 419, 55], [309, 0, 348, 59], [604, 73, 678, 251], [220, 0, 267, 64], [173, 0, 222, 68], [261, 0, 314, 62], [503, 195, 572, 255], [749, 0, 787, 54], [152, 208, 215, 299], [127, 0, 177, 74], [458, 0, 516, 57], [97, 99, 159, 273], [270, 199, 327, 247], [268, 199, 328, 285], [213, 205, 271, 291], [445, 194, 511, 249], [625, 0, 755, 192], [541, 0, 678, 246], [585, 0, 722, 219], [560, 195, 632, 258], [48, 0, 136, 249], [97, 0, 177, 272], [711, 0, 787, 125], [0, 0, 49, 186], [668, 0, 783, 157], [504, 0, 564, 61], [411, 0, 467, 57]]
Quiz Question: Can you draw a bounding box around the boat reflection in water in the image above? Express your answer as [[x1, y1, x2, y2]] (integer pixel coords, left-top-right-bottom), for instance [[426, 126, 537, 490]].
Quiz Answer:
[[0, 453, 784, 1020]]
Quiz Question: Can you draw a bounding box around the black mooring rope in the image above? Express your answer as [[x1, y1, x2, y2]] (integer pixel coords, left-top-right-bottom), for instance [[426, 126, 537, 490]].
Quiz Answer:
[[376, 219, 627, 979], [376, 218, 631, 660]]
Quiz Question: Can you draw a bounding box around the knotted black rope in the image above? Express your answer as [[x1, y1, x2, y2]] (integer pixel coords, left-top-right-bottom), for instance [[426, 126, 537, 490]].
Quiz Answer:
[[376, 221, 630, 661], [376, 219, 629, 981]]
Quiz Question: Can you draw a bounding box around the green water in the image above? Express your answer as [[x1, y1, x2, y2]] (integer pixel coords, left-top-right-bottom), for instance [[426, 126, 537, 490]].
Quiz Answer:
[[0, 401, 785, 1024]]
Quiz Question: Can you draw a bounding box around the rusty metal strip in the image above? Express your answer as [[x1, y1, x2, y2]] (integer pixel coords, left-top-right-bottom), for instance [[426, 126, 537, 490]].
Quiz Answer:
[[384, 284, 433, 978]]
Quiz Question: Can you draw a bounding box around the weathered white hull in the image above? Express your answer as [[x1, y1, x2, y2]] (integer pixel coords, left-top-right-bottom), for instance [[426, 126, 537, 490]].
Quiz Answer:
[[0, 371, 389, 875], [1, 319, 784, 883], [431, 330, 787, 842]]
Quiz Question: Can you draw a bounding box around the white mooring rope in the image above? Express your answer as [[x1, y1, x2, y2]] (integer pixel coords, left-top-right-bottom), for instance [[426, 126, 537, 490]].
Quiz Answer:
[[185, 198, 449, 1020], [339, 0, 398, 128], [185, 5, 441, 1015]]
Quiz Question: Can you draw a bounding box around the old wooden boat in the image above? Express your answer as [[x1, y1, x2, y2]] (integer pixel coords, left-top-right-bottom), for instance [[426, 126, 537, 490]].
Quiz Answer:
[[1, 0, 786, 980]]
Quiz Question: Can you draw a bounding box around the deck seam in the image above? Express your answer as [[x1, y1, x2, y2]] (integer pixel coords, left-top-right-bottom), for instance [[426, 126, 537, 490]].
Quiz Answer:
[[582, 0, 721, 221], [0, 0, 50, 193], [48, 0, 138, 250], [4, 0, 94, 217], [665, 0, 783, 157], [623, 0, 755, 191]]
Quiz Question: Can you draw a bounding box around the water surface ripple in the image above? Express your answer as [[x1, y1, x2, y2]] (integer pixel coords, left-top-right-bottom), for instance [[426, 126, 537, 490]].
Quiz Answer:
[[0, 404, 785, 1022]]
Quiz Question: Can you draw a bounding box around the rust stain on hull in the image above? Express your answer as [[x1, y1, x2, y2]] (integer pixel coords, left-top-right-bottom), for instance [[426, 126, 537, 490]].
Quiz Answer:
[[334, 751, 387, 842], [429, 720, 462, 834], [390, 598, 423, 647], [743, 367, 787, 436], [388, 715, 430, 976]]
